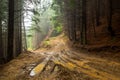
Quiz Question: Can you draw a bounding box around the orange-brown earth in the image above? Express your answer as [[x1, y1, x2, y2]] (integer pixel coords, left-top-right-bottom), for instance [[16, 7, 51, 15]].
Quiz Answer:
[[0, 34, 120, 80]]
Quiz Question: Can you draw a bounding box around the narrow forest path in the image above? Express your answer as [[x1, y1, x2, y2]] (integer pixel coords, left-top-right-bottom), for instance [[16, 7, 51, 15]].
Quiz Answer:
[[0, 34, 120, 80]]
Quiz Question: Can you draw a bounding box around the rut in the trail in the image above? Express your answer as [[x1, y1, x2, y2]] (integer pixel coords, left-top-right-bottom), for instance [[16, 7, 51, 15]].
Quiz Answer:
[[27, 49, 120, 80]]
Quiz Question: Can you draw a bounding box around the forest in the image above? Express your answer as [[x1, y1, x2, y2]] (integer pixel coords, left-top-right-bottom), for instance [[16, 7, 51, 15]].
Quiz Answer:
[[0, 0, 120, 80]]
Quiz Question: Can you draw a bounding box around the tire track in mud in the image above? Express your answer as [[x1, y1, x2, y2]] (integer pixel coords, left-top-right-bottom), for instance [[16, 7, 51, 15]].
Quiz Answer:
[[19, 39, 120, 80], [59, 51, 120, 80], [29, 50, 120, 80]]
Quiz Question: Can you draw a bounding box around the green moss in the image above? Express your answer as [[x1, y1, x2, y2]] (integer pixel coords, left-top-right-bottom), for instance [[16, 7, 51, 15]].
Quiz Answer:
[[43, 40, 50, 47]]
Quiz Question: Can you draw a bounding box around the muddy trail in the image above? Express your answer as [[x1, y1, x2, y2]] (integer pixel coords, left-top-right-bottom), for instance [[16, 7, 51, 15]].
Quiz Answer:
[[0, 35, 120, 80]]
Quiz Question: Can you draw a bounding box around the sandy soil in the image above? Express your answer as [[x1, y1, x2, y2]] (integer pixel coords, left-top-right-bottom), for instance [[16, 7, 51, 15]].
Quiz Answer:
[[0, 34, 120, 80]]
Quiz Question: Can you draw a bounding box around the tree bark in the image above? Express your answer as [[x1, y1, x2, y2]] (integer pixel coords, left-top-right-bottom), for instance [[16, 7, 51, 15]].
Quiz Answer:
[[82, 0, 87, 45], [7, 0, 14, 61], [107, 0, 115, 37], [96, 0, 100, 26], [0, 19, 3, 60]]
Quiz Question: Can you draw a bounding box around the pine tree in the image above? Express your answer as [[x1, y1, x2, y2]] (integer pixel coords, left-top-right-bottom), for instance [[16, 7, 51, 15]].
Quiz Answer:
[[7, 0, 15, 61]]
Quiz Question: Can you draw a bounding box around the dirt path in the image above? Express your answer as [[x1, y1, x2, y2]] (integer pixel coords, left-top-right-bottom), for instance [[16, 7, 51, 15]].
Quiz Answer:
[[0, 35, 120, 80]]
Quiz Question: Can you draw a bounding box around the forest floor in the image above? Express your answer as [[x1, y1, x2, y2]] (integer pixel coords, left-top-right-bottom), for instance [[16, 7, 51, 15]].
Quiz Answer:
[[0, 34, 120, 80]]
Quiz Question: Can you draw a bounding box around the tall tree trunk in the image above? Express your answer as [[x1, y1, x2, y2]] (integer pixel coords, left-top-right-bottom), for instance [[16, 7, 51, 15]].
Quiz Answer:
[[7, 0, 14, 61], [73, 2, 77, 41], [71, 12, 76, 41], [23, 16, 27, 51], [0, 19, 3, 61], [80, 0, 83, 44], [107, 0, 115, 37], [13, 0, 18, 57], [18, 7, 22, 55], [82, 0, 87, 45], [96, 0, 100, 26]]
